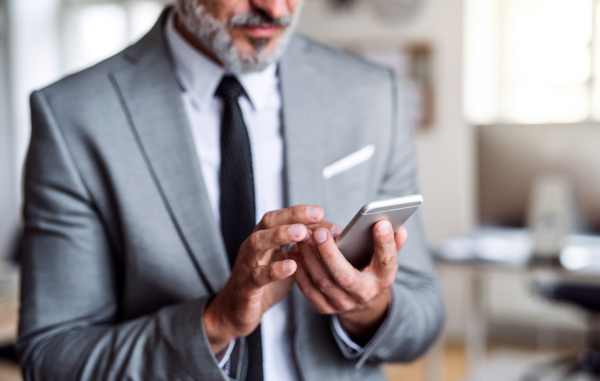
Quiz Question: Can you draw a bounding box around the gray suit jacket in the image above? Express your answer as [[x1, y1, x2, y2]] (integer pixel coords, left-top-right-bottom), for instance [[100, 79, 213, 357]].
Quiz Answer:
[[17, 9, 444, 381]]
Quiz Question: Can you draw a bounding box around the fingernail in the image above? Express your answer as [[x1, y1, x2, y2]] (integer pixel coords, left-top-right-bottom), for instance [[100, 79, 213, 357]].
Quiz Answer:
[[302, 229, 310, 241], [377, 223, 391, 235], [283, 260, 292, 273], [314, 230, 328, 243], [307, 206, 320, 219], [331, 225, 343, 236], [290, 224, 303, 237]]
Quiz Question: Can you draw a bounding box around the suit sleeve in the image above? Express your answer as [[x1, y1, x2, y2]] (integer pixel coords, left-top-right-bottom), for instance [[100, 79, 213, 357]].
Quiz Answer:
[[331, 69, 445, 368], [17, 90, 233, 381]]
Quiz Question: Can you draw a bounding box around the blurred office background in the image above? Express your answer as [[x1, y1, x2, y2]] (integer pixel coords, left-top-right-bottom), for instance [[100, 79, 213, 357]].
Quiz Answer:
[[1, 0, 600, 380]]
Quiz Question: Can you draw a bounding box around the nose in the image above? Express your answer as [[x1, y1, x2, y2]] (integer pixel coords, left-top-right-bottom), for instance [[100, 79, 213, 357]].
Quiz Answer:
[[250, 0, 288, 19]]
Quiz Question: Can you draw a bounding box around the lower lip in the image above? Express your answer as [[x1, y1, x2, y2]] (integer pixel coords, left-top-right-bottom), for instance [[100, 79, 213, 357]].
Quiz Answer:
[[242, 25, 279, 38]]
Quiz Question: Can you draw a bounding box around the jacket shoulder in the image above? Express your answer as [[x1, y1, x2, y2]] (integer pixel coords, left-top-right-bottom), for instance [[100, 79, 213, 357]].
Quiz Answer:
[[36, 49, 133, 104]]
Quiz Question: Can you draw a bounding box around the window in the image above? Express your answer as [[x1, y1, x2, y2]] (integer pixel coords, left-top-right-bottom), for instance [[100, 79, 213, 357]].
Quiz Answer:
[[465, 0, 600, 124], [61, 0, 168, 74], [7, 0, 169, 203]]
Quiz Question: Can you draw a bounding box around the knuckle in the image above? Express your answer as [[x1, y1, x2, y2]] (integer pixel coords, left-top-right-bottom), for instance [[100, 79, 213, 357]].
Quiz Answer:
[[380, 254, 397, 267], [315, 276, 334, 293], [248, 233, 261, 250], [262, 211, 276, 228], [320, 247, 336, 261], [277, 225, 290, 241], [336, 272, 356, 289], [356, 290, 371, 305], [338, 300, 355, 312], [377, 236, 394, 249], [291, 206, 303, 221], [268, 264, 278, 281], [329, 298, 344, 311]]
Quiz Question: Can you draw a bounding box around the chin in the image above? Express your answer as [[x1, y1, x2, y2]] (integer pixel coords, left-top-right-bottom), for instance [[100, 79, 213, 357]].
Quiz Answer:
[[237, 37, 279, 56]]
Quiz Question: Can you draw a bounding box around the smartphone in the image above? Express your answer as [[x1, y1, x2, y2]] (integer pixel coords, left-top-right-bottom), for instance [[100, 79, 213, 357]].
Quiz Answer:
[[335, 194, 423, 269]]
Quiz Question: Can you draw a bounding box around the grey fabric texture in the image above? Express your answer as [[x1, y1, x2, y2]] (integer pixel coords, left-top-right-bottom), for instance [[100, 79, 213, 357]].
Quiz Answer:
[[18, 8, 445, 381]]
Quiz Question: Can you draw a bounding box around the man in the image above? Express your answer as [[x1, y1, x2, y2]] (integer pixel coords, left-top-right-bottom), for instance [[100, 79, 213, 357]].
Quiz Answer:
[[17, 0, 445, 380]]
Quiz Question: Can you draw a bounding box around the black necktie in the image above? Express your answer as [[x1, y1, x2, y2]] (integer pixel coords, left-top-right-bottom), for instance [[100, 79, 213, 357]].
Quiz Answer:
[[215, 75, 263, 381]]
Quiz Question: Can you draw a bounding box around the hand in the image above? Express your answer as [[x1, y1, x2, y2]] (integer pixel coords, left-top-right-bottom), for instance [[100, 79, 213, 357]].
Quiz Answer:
[[304, 221, 343, 237], [290, 220, 407, 344], [203, 205, 325, 354]]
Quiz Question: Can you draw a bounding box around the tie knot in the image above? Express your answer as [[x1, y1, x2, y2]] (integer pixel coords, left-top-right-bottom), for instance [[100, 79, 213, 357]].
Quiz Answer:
[[215, 75, 246, 102]]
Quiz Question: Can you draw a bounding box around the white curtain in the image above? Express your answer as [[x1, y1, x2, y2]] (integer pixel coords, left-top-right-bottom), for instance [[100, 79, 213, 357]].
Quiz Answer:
[[0, 0, 17, 260], [4, 0, 167, 261]]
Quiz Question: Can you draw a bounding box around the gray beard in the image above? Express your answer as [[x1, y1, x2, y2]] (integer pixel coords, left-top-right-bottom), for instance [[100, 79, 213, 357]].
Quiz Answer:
[[175, 2, 302, 73]]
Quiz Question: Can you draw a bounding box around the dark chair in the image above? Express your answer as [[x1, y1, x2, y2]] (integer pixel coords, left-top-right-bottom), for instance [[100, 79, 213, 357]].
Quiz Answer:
[[522, 281, 600, 381]]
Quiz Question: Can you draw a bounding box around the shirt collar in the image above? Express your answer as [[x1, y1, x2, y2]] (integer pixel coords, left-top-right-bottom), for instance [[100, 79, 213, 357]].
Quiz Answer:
[[164, 10, 278, 112]]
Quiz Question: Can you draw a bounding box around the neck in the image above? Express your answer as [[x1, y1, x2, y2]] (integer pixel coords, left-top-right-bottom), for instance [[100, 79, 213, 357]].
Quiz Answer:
[[174, 13, 225, 68]]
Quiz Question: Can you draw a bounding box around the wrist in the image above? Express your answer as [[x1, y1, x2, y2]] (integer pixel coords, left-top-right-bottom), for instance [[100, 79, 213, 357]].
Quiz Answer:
[[204, 297, 237, 355], [338, 288, 392, 344]]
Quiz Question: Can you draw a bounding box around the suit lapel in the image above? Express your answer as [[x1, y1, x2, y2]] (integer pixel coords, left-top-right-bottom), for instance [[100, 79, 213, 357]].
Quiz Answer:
[[279, 37, 327, 209], [110, 10, 229, 293]]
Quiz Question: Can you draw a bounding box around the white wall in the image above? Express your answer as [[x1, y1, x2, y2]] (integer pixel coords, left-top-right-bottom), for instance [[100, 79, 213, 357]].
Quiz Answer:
[[296, 0, 474, 246]]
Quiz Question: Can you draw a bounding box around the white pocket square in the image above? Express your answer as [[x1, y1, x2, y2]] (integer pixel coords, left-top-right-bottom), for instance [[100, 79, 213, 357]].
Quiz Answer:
[[322, 144, 375, 180]]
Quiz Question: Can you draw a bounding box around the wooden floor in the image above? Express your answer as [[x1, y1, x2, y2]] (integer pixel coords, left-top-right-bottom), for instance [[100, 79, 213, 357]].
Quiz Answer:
[[383, 343, 466, 381]]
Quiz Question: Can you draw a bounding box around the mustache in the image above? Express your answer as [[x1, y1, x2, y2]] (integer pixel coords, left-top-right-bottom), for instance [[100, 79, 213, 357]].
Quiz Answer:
[[227, 9, 293, 28]]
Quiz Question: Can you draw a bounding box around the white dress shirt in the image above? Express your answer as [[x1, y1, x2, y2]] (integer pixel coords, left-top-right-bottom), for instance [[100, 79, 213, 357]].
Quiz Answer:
[[164, 12, 362, 380]]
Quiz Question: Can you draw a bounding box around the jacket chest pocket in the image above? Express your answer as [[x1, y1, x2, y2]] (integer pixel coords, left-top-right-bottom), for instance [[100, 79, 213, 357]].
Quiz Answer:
[[323, 144, 377, 226]]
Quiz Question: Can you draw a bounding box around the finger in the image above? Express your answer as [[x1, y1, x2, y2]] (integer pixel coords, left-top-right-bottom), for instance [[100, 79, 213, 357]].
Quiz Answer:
[[256, 205, 324, 231], [297, 232, 357, 310], [289, 247, 337, 314], [369, 220, 399, 282], [331, 224, 343, 239], [246, 224, 308, 255], [248, 259, 297, 290], [311, 228, 362, 294], [395, 226, 408, 251], [305, 221, 343, 238]]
